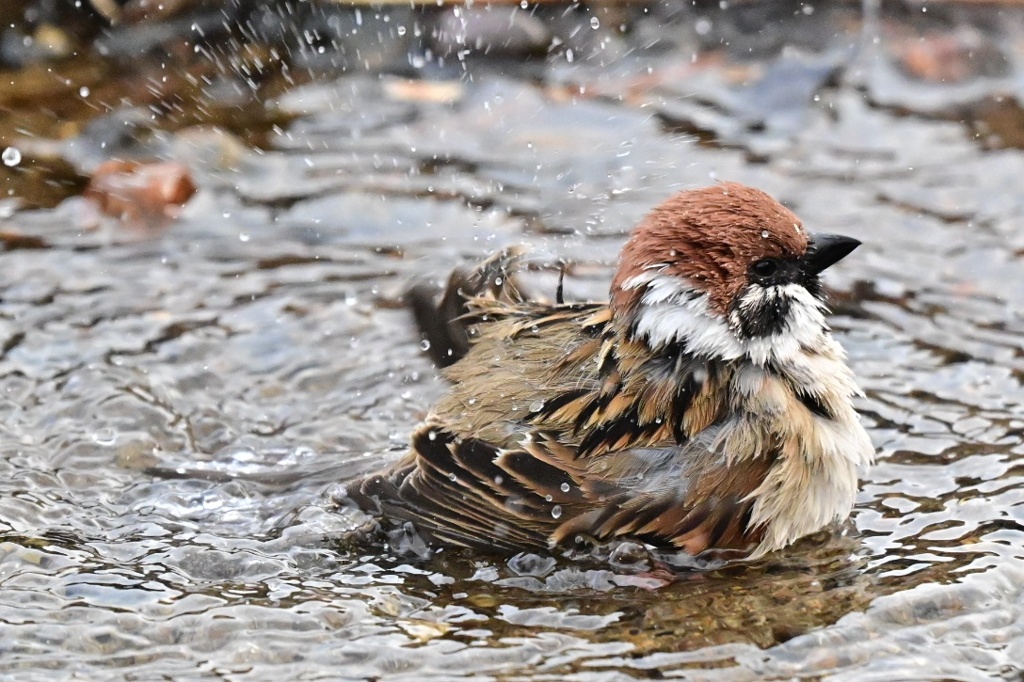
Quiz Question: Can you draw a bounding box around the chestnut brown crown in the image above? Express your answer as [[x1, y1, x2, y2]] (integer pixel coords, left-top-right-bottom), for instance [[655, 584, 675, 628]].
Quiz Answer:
[[611, 182, 809, 316]]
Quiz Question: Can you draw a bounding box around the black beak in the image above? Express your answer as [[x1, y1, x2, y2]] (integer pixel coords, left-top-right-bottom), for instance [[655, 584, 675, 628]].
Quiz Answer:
[[803, 233, 861, 274]]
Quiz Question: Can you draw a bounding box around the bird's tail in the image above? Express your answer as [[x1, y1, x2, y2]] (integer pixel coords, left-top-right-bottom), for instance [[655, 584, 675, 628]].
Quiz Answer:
[[407, 246, 528, 367]]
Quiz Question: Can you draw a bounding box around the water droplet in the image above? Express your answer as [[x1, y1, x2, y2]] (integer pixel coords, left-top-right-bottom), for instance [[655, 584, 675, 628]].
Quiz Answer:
[[528, 400, 545, 412], [2, 147, 21, 167], [231, 449, 257, 463], [201, 491, 224, 510], [544, 494, 553, 502], [761, 230, 770, 239], [79, 86, 90, 98], [420, 339, 431, 351], [238, 232, 251, 242], [551, 505, 563, 519], [590, 17, 600, 28], [560, 482, 571, 493], [494, 475, 504, 485], [92, 429, 115, 445], [448, 472, 457, 482], [428, 430, 438, 441]]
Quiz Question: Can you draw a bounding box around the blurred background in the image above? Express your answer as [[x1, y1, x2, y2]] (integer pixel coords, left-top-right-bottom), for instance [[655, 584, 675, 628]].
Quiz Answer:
[[1, 0, 1023, 680]]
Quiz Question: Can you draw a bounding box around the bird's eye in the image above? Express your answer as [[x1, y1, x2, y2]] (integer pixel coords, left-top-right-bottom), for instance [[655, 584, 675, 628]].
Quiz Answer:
[[751, 259, 780, 278]]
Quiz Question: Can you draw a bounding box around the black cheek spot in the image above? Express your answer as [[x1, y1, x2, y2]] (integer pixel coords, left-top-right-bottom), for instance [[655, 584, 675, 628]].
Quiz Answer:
[[733, 292, 792, 339]]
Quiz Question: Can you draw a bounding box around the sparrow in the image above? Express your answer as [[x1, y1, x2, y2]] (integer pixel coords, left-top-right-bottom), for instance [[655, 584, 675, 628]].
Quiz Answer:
[[347, 182, 874, 561]]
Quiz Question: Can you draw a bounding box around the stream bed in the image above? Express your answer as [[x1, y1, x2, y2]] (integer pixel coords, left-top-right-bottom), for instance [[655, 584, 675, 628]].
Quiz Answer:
[[1, 1, 1023, 679]]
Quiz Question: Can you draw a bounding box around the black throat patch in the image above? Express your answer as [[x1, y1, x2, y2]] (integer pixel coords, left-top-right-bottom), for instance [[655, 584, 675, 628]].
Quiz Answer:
[[733, 270, 825, 340], [732, 288, 794, 339]]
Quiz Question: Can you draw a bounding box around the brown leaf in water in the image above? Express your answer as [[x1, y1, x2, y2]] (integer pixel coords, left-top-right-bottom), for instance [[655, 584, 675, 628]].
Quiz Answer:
[[85, 159, 197, 227]]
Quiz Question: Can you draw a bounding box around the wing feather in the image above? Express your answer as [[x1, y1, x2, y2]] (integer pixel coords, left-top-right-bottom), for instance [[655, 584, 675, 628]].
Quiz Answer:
[[348, 258, 772, 557]]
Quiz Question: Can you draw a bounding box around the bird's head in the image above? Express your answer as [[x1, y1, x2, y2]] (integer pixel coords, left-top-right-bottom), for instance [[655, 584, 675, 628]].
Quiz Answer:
[[610, 182, 860, 363]]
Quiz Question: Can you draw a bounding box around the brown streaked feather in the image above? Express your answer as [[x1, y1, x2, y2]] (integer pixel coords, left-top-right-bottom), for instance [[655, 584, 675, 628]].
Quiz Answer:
[[348, 182, 871, 561], [348, 293, 757, 553], [379, 464, 551, 551], [551, 477, 764, 556], [496, 452, 578, 502], [348, 182, 868, 557], [408, 247, 529, 367], [414, 432, 549, 522]]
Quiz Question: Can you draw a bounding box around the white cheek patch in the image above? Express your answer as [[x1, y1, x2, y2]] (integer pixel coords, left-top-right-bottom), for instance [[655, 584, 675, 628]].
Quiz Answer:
[[623, 272, 745, 360], [627, 270, 686, 305], [625, 275, 829, 365], [633, 303, 745, 360]]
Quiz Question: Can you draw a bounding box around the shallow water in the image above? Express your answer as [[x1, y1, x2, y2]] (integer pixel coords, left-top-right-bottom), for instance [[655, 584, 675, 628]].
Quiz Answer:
[[1, 1, 1023, 680]]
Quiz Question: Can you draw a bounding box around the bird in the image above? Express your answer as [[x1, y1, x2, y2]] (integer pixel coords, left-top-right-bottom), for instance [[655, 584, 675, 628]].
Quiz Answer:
[[346, 182, 875, 561]]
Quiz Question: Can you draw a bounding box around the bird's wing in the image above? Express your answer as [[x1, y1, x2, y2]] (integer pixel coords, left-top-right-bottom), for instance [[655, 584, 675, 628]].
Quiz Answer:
[[348, 417, 769, 554], [549, 437, 772, 555], [348, 423, 580, 552], [437, 302, 728, 456], [354, 260, 768, 555]]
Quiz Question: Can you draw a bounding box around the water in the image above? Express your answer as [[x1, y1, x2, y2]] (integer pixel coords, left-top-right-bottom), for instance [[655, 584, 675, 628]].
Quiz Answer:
[[1, 1, 1023, 679], [2, 147, 21, 167]]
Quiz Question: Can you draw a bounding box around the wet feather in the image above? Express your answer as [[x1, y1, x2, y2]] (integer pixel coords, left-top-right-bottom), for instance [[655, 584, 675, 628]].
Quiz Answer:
[[347, 183, 874, 560]]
